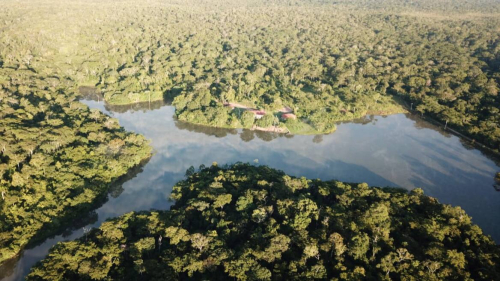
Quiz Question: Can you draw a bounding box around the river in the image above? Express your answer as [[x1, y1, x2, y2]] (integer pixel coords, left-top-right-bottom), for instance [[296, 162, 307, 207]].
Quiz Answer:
[[1, 99, 499, 280]]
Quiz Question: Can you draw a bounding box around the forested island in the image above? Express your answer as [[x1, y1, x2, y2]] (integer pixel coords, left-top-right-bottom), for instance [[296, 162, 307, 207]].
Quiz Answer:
[[27, 164, 500, 280]]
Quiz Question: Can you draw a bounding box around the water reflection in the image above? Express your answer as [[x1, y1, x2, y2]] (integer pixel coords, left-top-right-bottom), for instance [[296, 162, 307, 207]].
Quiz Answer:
[[2, 100, 499, 281], [79, 87, 168, 113], [79, 100, 500, 240], [174, 120, 238, 138]]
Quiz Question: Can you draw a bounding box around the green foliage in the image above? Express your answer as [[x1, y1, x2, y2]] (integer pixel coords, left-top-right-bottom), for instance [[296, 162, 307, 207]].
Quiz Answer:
[[240, 111, 255, 128], [2, 0, 499, 139], [0, 68, 152, 263], [255, 114, 277, 129], [27, 164, 500, 280], [2, 0, 500, 276], [4, 0, 499, 142]]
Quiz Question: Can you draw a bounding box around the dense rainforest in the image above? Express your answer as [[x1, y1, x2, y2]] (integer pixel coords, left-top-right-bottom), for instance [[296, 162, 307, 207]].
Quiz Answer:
[[1, 0, 500, 279], [27, 164, 500, 280], [0, 67, 153, 263], [1, 0, 499, 141], [0, 44, 152, 263]]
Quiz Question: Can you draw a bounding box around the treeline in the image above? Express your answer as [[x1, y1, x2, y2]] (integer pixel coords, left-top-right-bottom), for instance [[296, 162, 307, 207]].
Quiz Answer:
[[27, 164, 500, 280], [0, 65, 152, 262], [1, 0, 498, 141]]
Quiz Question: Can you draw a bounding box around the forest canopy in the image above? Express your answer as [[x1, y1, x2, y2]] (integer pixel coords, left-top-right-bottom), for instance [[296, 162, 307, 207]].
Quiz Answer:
[[1, 0, 500, 276], [0, 0, 498, 142], [0, 47, 152, 263], [0, 68, 153, 263], [27, 164, 500, 280]]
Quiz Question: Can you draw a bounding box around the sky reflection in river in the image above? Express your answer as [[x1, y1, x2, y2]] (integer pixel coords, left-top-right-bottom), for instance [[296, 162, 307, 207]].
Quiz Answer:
[[2, 100, 499, 281], [88, 100, 500, 241]]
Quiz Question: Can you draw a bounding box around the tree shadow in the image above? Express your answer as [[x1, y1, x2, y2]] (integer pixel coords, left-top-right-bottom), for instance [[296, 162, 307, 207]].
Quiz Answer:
[[104, 100, 167, 114]]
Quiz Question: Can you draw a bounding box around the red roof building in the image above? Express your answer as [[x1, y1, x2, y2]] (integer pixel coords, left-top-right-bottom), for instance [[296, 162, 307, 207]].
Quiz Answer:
[[248, 109, 266, 119]]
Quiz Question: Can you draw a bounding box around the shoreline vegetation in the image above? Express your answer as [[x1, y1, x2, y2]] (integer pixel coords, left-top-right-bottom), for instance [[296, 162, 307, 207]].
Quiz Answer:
[[90, 85, 500, 158], [54, 0, 497, 146], [0, 0, 499, 278], [81, 86, 407, 135], [0, 66, 153, 265], [0, 73, 153, 263], [1, 0, 497, 143], [26, 164, 500, 280], [84, 85, 500, 159]]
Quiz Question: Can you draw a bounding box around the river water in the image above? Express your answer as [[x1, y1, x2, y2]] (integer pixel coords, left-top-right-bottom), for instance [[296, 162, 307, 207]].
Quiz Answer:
[[2, 100, 499, 280]]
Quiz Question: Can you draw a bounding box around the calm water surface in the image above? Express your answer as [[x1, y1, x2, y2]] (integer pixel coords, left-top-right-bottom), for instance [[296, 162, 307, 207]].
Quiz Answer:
[[2, 100, 499, 280]]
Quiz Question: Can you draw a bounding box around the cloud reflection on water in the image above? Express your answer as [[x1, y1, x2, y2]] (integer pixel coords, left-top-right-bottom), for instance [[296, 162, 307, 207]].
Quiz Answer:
[[2, 100, 499, 281]]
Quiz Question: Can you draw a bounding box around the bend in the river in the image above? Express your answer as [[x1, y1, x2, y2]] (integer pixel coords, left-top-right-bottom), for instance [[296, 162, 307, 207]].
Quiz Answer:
[[1, 99, 499, 281]]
